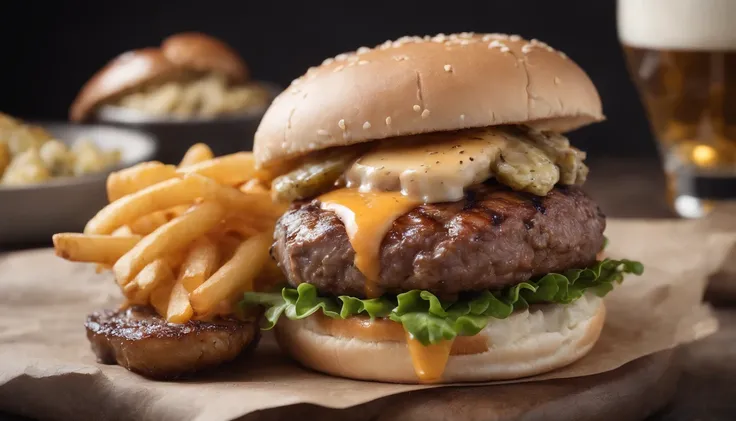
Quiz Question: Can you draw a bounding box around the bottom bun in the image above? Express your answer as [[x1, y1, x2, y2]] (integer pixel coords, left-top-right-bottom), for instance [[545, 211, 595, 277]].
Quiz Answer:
[[274, 293, 605, 383]]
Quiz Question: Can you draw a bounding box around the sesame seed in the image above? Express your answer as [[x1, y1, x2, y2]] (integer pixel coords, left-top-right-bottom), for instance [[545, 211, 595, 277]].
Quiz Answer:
[[335, 53, 349, 61], [423, 35, 431, 41], [500, 46, 510, 53], [393, 55, 408, 61], [338, 119, 346, 130], [460, 40, 470, 46], [413, 104, 421, 112], [488, 40, 506, 49], [509, 35, 522, 42], [522, 44, 534, 54], [308, 142, 317, 149], [281, 142, 288, 148], [317, 129, 329, 136], [449, 34, 459, 40], [358, 60, 369, 65], [322, 58, 334, 66], [333, 65, 344, 73], [460, 114, 466, 121], [291, 78, 301, 85], [554, 77, 561, 85], [444, 64, 453, 72], [357, 46, 371, 54], [347, 62, 356, 67], [545, 46, 554, 52], [558, 51, 567, 59], [348, 55, 359, 62], [421, 109, 431, 119], [385, 116, 392, 125], [531, 38, 540, 44], [363, 121, 371, 129]]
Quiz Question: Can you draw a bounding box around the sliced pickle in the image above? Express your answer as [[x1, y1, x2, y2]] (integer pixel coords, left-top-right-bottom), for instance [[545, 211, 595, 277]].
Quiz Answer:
[[493, 134, 560, 196], [271, 149, 361, 202]]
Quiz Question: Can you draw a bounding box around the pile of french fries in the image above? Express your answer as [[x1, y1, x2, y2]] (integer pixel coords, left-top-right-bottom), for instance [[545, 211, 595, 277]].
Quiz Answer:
[[53, 143, 287, 323]]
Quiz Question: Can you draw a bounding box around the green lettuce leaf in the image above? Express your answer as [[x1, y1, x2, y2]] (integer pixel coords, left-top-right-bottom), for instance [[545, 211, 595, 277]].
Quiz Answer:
[[241, 258, 643, 346]]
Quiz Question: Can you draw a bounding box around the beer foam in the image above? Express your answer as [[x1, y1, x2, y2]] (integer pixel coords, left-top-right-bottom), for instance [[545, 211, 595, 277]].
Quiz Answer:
[[618, 0, 736, 50]]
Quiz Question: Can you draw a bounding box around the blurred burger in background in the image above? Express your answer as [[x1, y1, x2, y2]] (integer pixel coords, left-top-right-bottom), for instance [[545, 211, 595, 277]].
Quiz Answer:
[[243, 33, 643, 384], [70, 32, 279, 163]]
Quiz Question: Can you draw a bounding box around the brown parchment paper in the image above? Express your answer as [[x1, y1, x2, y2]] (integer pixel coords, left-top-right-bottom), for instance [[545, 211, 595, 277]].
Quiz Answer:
[[0, 218, 734, 421]]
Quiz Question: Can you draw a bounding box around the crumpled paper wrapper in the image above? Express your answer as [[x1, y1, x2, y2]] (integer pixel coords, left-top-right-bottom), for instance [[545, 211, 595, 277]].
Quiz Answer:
[[0, 218, 734, 421]]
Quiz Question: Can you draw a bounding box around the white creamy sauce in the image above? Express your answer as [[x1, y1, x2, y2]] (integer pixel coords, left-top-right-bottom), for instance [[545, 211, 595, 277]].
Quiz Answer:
[[346, 129, 507, 203]]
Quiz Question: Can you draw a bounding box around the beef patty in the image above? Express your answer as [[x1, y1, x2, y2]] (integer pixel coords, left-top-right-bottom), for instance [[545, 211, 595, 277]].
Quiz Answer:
[[272, 183, 605, 298], [86, 306, 259, 379]]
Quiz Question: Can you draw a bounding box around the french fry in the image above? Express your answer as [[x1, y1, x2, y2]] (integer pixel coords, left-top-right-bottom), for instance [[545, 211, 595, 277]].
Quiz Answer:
[[163, 204, 191, 220], [166, 282, 194, 323], [216, 233, 243, 263], [113, 202, 225, 285], [95, 225, 134, 273], [106, 161, 177, 202], [189, 232, 271, 315], [179, 143, 214, 168], [207, 178, 288, 218], [129, 259, 173, 302], [216, 217, 262, 238], [112, 225, 134, 237], [165, 248, 188, 273], [150, 279, 176, 317], [239, 179, 269, 194], [53, 233, 141, 265], [129, 211, 170, 235], [85, 176, 207, 235], [176, 152, 262, 186], [179, 236, 220, 292]]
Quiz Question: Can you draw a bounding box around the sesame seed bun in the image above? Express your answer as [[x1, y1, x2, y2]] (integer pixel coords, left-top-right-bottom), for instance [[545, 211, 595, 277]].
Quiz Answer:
[[274, 293, 605, 384], [254, 33, 603, 167], [70, 33, 249, 122]]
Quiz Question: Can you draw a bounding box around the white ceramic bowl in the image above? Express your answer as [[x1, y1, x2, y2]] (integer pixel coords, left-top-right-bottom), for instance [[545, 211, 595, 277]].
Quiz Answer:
[[0, 123, 157, 246]]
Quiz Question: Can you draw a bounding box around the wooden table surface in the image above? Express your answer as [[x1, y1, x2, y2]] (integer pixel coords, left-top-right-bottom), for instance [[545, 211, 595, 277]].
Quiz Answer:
[[1, 158, 735, 421]]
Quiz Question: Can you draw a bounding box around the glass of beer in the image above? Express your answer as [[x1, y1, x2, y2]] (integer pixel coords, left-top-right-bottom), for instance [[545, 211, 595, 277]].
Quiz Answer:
[[618, 0, 736, 218]]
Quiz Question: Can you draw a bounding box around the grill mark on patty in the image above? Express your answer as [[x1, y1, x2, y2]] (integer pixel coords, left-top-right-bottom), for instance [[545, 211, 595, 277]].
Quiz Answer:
[[272, 184, 606, 297]]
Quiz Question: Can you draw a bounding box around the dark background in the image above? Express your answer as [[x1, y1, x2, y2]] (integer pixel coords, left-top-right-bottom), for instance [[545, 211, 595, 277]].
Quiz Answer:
[[0, 0, 658, 158]]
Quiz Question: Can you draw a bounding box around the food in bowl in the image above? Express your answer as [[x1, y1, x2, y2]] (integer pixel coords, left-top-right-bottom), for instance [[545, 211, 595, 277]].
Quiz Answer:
[[52, 143, 286, 379], [241, 33, 644, 384], [0, 112, 121, 185], [70, 32, 271, 122]]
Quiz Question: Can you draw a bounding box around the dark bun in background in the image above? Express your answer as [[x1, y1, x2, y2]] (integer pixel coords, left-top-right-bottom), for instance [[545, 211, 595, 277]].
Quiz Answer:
[[161, 32, 248, 83], [70, 32, 249, 122]]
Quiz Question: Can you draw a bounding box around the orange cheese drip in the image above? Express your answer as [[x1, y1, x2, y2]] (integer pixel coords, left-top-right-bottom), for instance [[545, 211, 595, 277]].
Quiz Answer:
[[406, 333, 454, 383], [318, 188, 420, 298], [313, 314, 488, 382]]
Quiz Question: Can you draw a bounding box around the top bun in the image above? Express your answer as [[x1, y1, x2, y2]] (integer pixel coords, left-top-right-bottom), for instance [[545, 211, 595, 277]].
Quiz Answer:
[[254, 33, 603, 167], [161, 32, 248, 83], [70, 32, 248, 122]]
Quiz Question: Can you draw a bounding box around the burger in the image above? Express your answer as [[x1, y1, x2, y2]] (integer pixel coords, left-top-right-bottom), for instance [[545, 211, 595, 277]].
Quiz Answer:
[[243, 33, 643, 384], [70, 32, 270, 122]]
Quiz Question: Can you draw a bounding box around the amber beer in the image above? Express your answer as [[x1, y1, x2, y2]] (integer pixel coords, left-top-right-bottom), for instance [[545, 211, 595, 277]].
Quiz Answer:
[[618, 0, 736, 217]]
